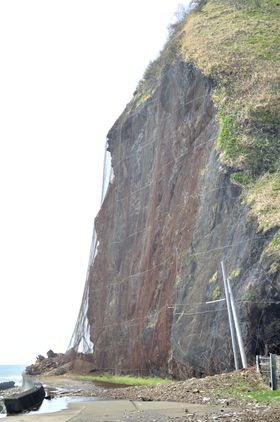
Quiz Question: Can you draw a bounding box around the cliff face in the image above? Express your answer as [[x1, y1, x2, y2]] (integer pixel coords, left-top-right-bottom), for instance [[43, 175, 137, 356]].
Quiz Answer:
[[87, 60, 279, 376], [87, 1, 280, 377]]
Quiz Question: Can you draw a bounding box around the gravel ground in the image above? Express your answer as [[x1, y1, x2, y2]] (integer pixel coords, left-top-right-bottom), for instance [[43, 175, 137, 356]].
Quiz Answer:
[[94, 370, 280, 421], [115, 408, 279, 422], [1, 369, 280, 421], [97, 370, 261, 405], [39, 369, 280, 421]]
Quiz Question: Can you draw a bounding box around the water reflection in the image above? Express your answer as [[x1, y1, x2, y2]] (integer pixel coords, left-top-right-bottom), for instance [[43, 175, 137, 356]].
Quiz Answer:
[[0, 396, 96, 418], [31, 396, 95, 414]]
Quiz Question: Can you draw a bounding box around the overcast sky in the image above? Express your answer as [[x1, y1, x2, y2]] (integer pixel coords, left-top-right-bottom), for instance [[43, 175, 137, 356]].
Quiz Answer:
[[0, 0, 189, 365]]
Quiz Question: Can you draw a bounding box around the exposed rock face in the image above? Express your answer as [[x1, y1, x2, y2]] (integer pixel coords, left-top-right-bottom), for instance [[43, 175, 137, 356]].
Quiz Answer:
[[87, 60, 279, 377]]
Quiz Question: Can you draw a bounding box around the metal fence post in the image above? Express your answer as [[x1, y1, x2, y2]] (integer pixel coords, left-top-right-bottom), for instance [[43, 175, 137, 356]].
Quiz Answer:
[[270, 353, 277, 390], [256, 355, 260, 373]]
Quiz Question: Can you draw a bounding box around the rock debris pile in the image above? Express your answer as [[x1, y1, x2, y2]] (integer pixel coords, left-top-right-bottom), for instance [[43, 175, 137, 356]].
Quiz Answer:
[[25, 350, 70, 376], [25, 349, 95, 376]]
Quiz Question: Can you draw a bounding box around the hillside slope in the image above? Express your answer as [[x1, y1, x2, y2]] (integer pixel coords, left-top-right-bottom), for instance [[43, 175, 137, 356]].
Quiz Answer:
[[87, 0, 279, 377]]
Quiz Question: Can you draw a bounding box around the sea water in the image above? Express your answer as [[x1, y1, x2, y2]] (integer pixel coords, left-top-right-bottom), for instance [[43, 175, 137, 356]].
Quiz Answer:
[[0, 365, 96, 417], [0, 365, 26, 386], [0, 365, 26, 418]]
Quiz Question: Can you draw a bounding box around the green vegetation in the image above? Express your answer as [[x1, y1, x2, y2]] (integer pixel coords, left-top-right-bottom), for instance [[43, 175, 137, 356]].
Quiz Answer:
[[132, 3, 188, 109], [241, 287, 255, 301], [204, 370, 269, 400], [179, 0, 280, 253], [210, 368, 280, 405], [217, 113, 243, 162], [77, 374, 172, 386], [175, 274, 182, 285], [77, 370, 280, 404], [247, 389, 280, 403], [209, 271, 218, 283], [133, 58, 162, 108], [264, 229, 280, 255], [270, 231, 280, 248], [229, 268, 242, 280], [212, 286, 222, 300], [247, 173, 280, 232], [132, 0, 279, 253]]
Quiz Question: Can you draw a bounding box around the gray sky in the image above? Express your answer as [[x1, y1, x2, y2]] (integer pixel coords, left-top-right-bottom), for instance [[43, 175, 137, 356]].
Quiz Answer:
[[0, 0, 189, 364]]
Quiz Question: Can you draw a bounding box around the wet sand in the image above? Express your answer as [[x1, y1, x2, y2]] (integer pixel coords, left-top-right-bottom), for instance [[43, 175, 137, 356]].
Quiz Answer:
[[39, 374, 103, 397]]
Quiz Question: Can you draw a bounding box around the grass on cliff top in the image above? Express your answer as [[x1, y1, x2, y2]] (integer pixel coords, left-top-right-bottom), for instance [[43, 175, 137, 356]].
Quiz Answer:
[[181, 0, 280, 251], [78, 374, 172, 386], [181, 0, 280, 168], [131, 0, 280, 252]]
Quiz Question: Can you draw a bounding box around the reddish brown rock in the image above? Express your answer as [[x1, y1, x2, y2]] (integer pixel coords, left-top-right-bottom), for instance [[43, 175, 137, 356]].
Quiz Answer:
[[87, 60, 279, 377]]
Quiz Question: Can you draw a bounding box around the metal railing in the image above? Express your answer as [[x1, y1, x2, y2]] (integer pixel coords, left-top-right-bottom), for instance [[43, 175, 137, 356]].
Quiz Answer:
[[256, 354, 279, 390]]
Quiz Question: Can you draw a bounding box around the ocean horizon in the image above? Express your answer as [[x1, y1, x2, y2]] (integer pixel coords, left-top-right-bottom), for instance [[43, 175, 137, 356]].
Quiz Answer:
[[0, 364, 27, 385]]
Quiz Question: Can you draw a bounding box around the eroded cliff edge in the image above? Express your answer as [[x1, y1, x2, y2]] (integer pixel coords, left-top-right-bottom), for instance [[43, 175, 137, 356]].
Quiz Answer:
[[87, 1, 280, 377]]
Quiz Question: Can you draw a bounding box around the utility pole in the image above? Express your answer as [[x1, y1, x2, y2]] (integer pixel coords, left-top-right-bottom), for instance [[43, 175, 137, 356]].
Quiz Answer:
[[221, 261, 239, 370], [227, 277, 248, 369]]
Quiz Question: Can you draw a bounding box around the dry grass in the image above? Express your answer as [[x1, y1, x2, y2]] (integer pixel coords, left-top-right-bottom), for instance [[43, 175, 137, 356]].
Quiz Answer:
[[181, 0, 280, 128], [131, 0, 279, 253], [247, 172, 280, 231], [179, 0, 280, 251]]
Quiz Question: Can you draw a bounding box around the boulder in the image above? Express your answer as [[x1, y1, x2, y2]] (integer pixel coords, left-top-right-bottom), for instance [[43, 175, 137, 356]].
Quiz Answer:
[[54, 367, 67, 376], [47, 349, 57, 358], [0, 381, 15, 390], [36, 355, 46, 362]]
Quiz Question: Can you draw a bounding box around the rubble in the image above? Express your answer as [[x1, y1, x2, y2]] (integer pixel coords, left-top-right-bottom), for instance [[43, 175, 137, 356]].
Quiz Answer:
[[25, 350, 94, 376], [25, 350, 69, 376]]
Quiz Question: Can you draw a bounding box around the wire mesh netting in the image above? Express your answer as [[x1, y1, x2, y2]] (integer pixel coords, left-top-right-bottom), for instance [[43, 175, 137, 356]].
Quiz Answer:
[[67, 140, 114, 353]]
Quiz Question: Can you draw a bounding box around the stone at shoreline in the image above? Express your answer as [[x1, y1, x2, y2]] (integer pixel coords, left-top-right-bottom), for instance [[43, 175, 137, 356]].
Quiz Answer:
[[0, 381, 15, 391]]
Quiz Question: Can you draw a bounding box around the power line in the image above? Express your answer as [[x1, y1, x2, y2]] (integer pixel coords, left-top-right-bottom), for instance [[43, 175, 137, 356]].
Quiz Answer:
[[86, 233, 273, 295], [173, 308, 227, 316], [111, 93, 211, 169], [69, 66, 279, 355]]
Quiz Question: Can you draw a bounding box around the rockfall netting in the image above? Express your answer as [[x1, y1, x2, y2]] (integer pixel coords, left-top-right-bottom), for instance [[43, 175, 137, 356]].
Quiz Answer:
[[67, 140, 114, 353]]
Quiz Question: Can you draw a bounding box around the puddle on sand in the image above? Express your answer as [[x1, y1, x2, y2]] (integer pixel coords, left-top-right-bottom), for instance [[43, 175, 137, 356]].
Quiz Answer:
[[30, 396, 97, 415], [0, 396, 98, 418]]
